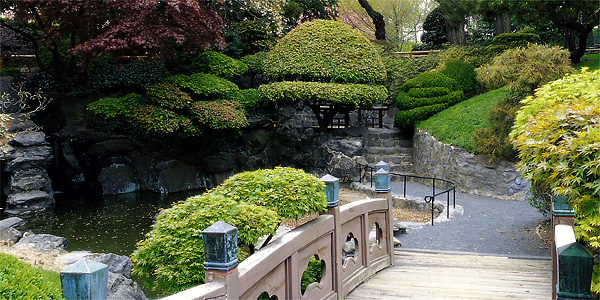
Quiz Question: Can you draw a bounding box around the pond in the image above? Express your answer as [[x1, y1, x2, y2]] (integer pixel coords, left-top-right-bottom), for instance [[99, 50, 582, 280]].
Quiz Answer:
[[27, 190, 203, 256]]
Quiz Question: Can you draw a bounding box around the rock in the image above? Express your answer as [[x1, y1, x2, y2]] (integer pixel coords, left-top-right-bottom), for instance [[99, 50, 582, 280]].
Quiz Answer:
[[9, 168, 52, 193], [61, 251, 93, 265], [0, 217, 26, 230], [91, 253, 133, 278], [325, 138, 363, 157], [327, 152, 357, 181], [508, 176, 531, 196], [89, 139, 136, 159], [14, 233, 67, 251], [393, 220, 407, 234], [393, 237, 402, 247], [107, 272, 148, 300], [5, 115, 35, 133], [11, 131, 47, 147], [0, 228, 23, 244], [155, 161, 206, 194], [200, 152, 235, 174], [98, 162, 140, 195], [342, 239, 356, 253], [255, 226, 292, 250], [3, 146, 53, 172], [7, 190, 53, 205]]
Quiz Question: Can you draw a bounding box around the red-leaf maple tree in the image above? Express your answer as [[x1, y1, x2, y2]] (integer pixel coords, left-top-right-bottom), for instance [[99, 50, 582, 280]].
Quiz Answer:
[[0, 0, 225, 82]]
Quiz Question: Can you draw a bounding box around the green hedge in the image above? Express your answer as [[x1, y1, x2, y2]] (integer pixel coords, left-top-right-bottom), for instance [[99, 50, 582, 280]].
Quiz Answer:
[[406, 87, 452, 98], [241, 52, 268, 74], [400, 72, 458, 92], [259, 81, 389, 107], [394, 104, 447, 129], [440, 60, 477, 95], [0, 253, 63, 300], [489, 28, 540, 52], [192, 51, 248, 78], [264, 20, 386, 84], [188, 100, 248, 130], [164, 73, 239, 99], [396, 90, 463, 110]]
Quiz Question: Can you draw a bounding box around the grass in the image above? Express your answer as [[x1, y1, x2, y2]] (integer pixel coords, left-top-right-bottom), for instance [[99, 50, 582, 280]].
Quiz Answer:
[[576, 53, 600, 71], [0, 253, 64, 299], [416, 87, 510, 152]]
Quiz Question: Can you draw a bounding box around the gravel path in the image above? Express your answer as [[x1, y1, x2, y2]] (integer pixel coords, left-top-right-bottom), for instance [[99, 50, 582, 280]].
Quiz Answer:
[[391, 181, 551, 258]]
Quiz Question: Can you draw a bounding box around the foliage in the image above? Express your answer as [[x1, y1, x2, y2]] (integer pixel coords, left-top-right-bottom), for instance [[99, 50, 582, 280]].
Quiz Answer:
[[526, 183, 552, 216], [301, 256, 324, 294], [380, 52, 440, 100], [0, 67, 21, 78], [488, 28, 540, 53], [471, 99, 520, 162], [0, 253, 63, 300], [241, 52, 268, 74], [437, 45, 496, 69], [293, 0, 339, 22], [88, 70, 249, 137], [131, 192, 279, 294], [264, 20, 386, 84], [511, 69, 600, 255], [417, 87, 509, 152], [576, 53, 600, 72], [234, 20, 276, 55], [191, 51, 248, 78], [420, 7, 447, 49], [235, 88, 266, 109], [259, 81, 388, 107], [440, 60, 477, 96], [211, 167, 327, 220], [1, 0, 224, 82], [82, 61, 169, 95], [394, 71, 464, 129]]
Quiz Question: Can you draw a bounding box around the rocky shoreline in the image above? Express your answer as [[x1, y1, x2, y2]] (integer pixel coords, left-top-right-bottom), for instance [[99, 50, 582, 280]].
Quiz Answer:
[[0, 216, 147, 300]]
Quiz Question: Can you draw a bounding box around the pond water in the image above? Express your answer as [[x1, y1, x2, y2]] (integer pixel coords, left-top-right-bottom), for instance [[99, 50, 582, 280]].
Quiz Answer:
[[27, 190, 203, 256]]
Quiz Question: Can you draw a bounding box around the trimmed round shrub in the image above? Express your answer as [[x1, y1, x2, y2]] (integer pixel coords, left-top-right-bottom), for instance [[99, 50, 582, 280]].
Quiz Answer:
[[192, 51, 249, 78], [394, 104, 448, 129], [264, 20, 386, 83], [164, 73, 239, 99], [440, 60, 477, 95], [146, 82, 192, 109], [397, 90, 463, 110], [437, 46, 496, 69], [241, 52, 268, 74], [399, 72, 458, 92], [0, 253, 63, 300], [131, 193, 279, 295], [188, 100, 248, 129], [488, 28, 540, 53]]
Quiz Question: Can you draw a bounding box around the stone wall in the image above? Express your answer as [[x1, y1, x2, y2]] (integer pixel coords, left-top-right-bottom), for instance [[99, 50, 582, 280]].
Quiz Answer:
[[412, 130, 529, 200]]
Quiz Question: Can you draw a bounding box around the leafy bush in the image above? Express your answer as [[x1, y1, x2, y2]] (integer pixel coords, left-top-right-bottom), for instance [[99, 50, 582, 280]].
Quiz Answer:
[[189, 100, 248, 130], [264, 20, 386, 84], [488, 28, 540, 53], [440, 60, 477, 95], [241, 52, 268, 74], [132, 167, 325, 295], [259, 81, 389, 107], [437, 46, 496, 69], [84, 61, 169, 94], [511, 69, 600, 257], [164, 73, 240, 99], [0, 253, 63, 300], [235, 88, 266, 109], [211, 167, 327, 220], [146, 82, 192, 109], [0, 67, 21, 78], [381, 53, 439, 100], [234, 20, 276, 55], [131, 193, 279, 295], [394, 71, 463, 129], [192, 51, 249, 78]]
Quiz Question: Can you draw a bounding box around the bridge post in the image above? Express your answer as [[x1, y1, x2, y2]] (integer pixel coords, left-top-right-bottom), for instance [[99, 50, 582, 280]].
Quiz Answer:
[[60, 258, 108, 300], [551, 195, 574, 299], [202, 221, 240, 300], [375, 165, 394, 266], [321, 174, 343, 299]]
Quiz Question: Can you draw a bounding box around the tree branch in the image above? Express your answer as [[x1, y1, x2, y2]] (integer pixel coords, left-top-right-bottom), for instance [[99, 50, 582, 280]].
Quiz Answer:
[[357, 0, 386, 40]]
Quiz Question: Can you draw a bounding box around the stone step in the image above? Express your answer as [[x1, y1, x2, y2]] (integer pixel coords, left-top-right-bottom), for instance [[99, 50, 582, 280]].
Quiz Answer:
[[365, 147, 411, 156], [364, 155, 412, 164]]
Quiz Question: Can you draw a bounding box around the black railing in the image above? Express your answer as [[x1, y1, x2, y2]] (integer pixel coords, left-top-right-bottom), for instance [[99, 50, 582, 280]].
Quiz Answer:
[[358, 163, 456, 226]]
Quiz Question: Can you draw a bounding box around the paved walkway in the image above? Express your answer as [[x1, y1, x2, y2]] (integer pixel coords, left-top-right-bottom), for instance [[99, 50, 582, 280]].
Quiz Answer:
[[391, 181, 550, 258]]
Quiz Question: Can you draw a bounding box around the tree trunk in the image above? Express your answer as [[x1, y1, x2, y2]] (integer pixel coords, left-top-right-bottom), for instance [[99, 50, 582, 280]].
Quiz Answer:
[[357, 0, 386, 40], [494, 13, 511, 36], [445, 19, 465, 45]]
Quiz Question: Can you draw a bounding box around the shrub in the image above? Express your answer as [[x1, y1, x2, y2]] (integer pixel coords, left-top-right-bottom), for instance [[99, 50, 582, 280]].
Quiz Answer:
[[235, 88, 266, 109], [192, 51, 249, 78], [394, 71, 462, 129], [164, 73, 240, 99], [381, 53, 440, 100], [146, 82, 192, 109], [0, 253, 63, 300], [84, 61, 169, 94], [241, 52, 268, 74], [511, 69, 600, 260], [0, 67, 21, 78], [234, 20, 276, 55], [440, 60, 477, 95], [131, 193, 279, 294], [188, 100, 248, 130], [488, 28, 540, 53], [264, 20, 386, 84], [211, 167, 327, 220], [437, 46, 496, 69]]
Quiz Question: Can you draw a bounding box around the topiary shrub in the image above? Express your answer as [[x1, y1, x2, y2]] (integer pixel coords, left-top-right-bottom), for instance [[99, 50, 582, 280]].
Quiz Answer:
[[440, 60, 477, 95], [381, 51, 440, 101], [0, 253, 63, 300], [192, 51, 249, 78], [437, 46, 496, 69], [473, 44, 574, 161], [234, 20, 276, 55], [264, 20, 386, 84], [131, 167, 326, 295], [488, 28, 540, 53], [394, 71, 463, 129], [510, 69, 600, 292], [241, 52, 268, 74], [260, 20, 388, 130]]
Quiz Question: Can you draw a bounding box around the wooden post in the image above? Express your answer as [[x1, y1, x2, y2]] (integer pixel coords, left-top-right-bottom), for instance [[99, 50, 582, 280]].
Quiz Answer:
[[60, 258, 108, 300], [321, 174, 343, 299]]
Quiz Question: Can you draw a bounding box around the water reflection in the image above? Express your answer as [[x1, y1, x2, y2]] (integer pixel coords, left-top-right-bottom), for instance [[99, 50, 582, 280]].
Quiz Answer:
[[28, 190, 203, 256]]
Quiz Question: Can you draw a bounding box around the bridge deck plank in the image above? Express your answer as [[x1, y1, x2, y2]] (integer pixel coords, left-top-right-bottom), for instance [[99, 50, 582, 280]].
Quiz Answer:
[[345, 250, 551, 299]]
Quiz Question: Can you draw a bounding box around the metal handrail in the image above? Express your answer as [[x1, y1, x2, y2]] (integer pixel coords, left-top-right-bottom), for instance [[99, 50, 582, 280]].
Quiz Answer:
[[358, 163, 456, 226]]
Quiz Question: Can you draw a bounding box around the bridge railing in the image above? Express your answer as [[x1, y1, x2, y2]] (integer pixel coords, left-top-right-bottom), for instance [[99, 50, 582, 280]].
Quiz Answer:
[[358, 161, 456, 225], [162, 171, 395, 300]]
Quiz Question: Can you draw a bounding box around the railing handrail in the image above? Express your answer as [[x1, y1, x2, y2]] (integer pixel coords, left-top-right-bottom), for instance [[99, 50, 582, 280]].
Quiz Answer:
[[358, 162, 456, 226]]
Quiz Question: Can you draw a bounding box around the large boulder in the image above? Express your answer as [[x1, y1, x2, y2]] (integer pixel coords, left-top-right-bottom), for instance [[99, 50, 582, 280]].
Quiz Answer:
[[14, 232, 67, 251], [91, 253, 133, 278], [11, 131, 48, 147], [325, 138, 363, 157], [154, 160, 206, 194], [0, 217, 25, 230], [107, 272, 148, 300], [98, 162, 140, 195]]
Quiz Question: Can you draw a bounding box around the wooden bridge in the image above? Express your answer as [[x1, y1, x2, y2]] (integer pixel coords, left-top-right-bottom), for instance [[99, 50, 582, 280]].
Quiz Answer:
[[347, 250, 551, 299]]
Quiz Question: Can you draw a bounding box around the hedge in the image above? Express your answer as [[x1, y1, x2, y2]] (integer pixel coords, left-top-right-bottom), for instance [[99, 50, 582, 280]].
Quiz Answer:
[[394, 103, 448, 129], [399, 72, 458, 92], [396, 90, 463, 110], [0, 253, 63, 300], [264, 20, 386, 84], [192, 51, 248, 78]]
